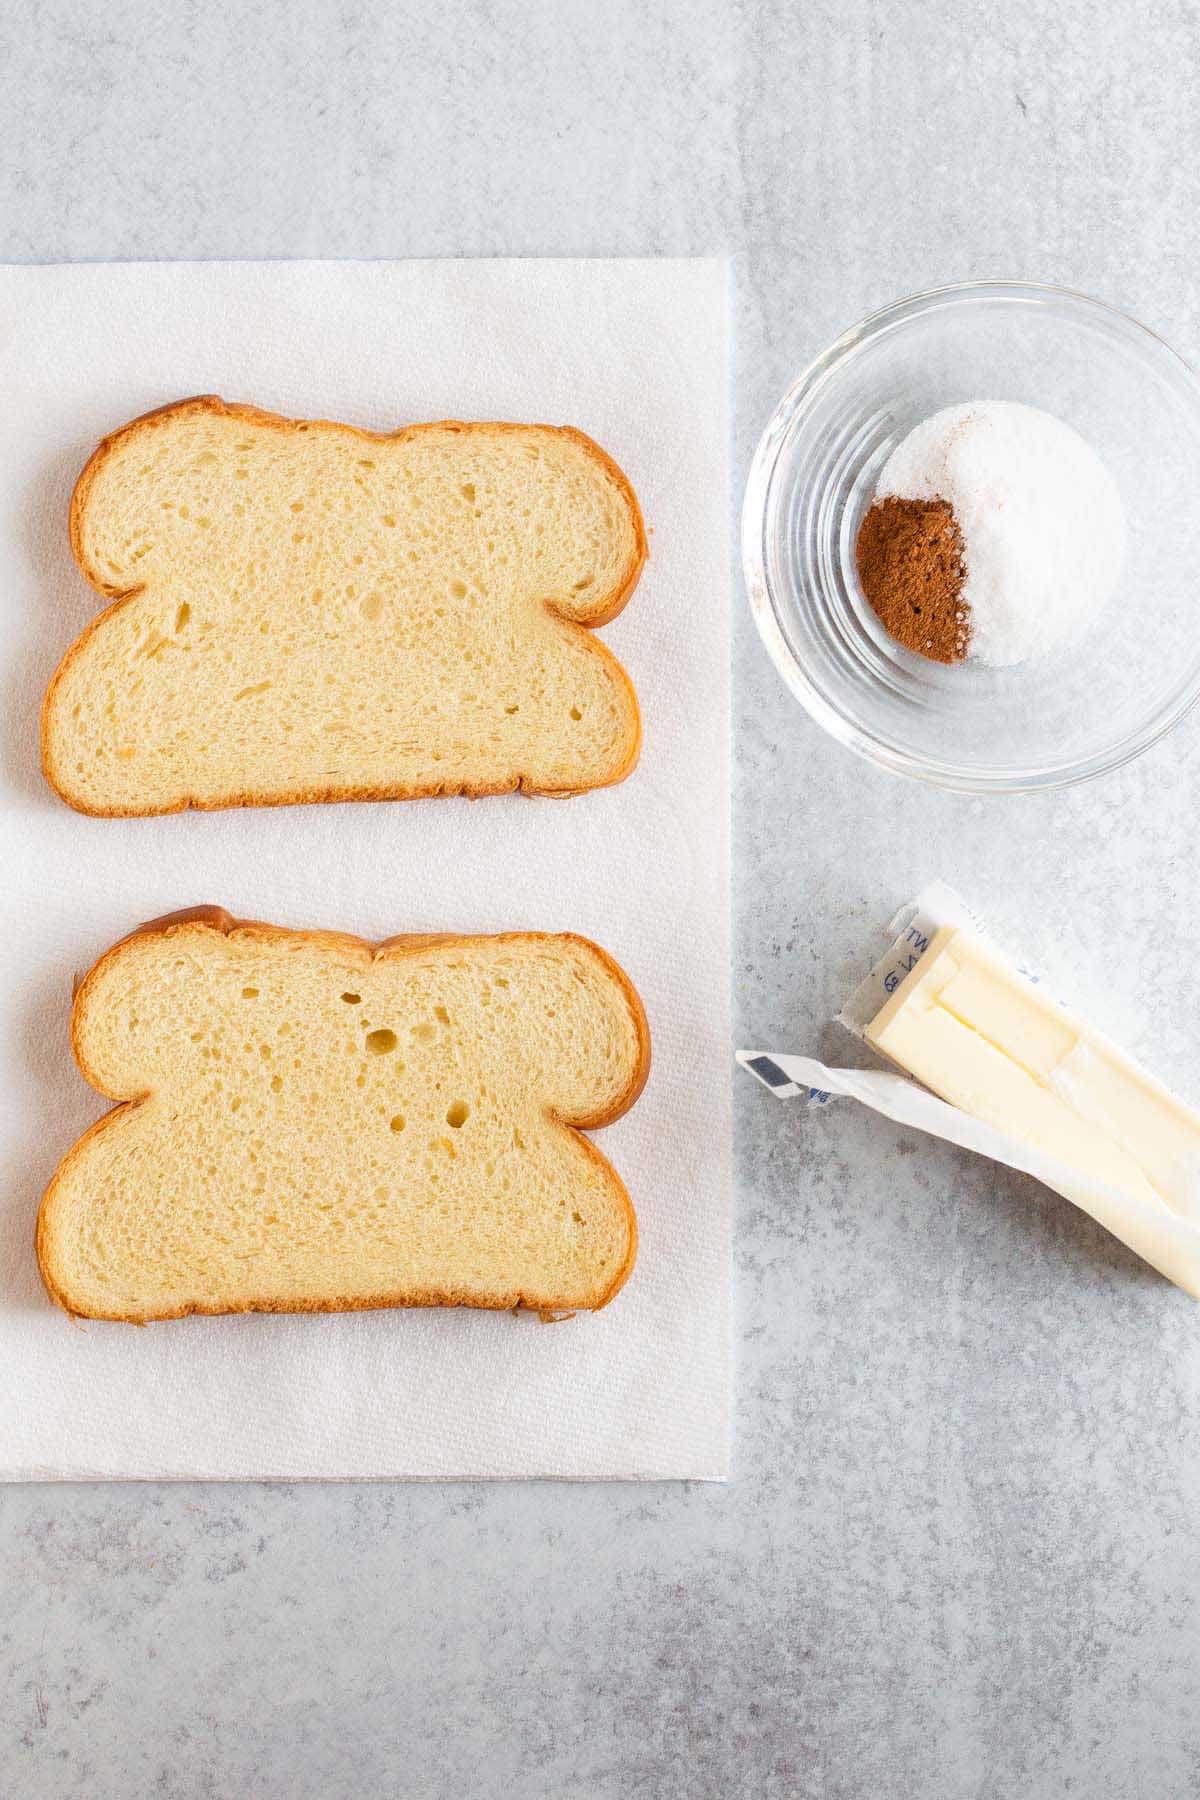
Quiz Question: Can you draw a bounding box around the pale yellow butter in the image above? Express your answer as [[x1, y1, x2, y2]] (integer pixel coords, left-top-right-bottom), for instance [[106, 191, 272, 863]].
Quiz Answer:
[[865, 925, 1200, 1219]]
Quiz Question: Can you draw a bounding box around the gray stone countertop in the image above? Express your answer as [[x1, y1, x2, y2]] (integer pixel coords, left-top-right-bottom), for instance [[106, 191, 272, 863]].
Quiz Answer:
[[5, 2, 1200, 1795]]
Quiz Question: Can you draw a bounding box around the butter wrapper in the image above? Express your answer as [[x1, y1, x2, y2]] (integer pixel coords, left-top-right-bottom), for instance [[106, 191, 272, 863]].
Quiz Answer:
[[739, 883, 1200, 1300]]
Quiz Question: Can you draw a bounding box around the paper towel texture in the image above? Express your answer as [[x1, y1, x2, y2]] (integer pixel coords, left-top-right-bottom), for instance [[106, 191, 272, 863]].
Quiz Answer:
[[0, 258, 731, 1480]]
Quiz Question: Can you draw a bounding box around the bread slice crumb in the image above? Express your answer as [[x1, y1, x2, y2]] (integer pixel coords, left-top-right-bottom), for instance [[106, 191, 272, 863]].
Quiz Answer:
[[43, 398, 646, 815], [37, 911, 649, 1322]]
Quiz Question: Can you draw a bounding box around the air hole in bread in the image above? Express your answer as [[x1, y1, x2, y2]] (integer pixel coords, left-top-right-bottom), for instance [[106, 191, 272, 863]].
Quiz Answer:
[[434, 1006, 451, 1027], [365, 1028, 398, 1055], [389, 1114, 406, 1133], [175, 603, 191, 632], [446, 1100, 469, 1129], [449, 579, 467, 600], [340, 992, 361, 1005], [461, 483, 475, 503], [569, 707, 582, 721], [241, 986, 259, 999]]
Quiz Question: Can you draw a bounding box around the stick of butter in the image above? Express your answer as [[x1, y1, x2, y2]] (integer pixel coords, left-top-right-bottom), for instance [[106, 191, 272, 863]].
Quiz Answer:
[[865, 925, 1200, 1225]]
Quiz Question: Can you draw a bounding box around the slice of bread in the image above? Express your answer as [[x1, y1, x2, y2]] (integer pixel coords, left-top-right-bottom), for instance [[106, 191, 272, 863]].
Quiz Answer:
[[43, 398, 646, 815], [37, 911, 649, 1322]]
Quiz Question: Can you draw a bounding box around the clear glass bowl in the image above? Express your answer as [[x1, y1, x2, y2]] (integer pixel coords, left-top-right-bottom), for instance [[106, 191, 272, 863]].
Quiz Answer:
[[743, 280, 1200, 792]]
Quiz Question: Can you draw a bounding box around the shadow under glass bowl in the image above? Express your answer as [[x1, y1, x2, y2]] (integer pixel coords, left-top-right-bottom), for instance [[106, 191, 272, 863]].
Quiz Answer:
[[742, 279, 1200, 793]]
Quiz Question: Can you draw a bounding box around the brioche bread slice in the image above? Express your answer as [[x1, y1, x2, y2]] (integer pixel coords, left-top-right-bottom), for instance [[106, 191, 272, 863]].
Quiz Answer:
[[43, 398, 646, 815], [37, 911, 649, 1322]]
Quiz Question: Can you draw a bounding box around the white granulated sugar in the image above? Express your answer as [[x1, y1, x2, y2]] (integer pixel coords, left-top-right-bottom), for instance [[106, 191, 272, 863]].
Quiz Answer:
[[877, 401, 1125, 666]]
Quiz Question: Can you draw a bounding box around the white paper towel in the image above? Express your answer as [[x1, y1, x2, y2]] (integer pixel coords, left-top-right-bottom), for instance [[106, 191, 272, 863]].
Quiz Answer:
[[0, 258, 731, 1481]]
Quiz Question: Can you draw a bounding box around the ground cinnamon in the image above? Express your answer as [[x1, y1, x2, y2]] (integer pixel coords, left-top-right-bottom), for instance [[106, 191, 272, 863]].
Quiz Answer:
[[855, 496, 968, 664]]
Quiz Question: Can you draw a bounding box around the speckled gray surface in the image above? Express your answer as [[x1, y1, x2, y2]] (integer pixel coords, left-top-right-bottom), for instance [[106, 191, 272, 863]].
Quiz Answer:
[[5, 2, 1200, 1795]]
